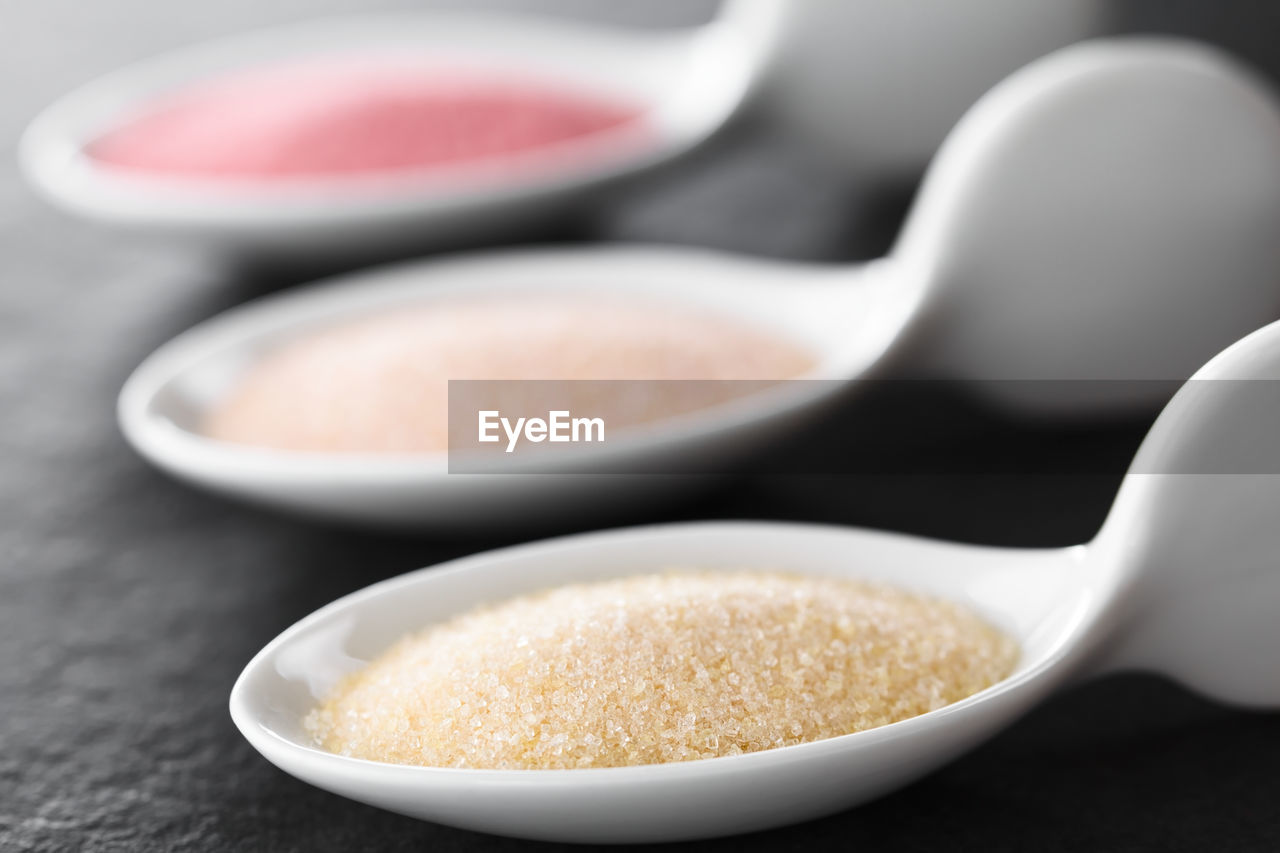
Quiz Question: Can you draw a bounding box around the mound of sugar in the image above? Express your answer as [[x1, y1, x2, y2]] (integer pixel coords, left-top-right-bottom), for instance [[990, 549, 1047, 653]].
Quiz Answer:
[[306, 571, 1018, 769], [204, 295, 816, 453], [88, 59, 644, 179]]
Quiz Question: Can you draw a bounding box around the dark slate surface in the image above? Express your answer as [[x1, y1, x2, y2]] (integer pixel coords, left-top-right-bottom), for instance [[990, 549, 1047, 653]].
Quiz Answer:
[[3, 2, 1279, 851]]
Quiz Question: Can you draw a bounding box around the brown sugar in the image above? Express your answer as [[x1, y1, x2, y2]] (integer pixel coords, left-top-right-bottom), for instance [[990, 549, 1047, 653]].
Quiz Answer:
[[305, 571, 1019, 769]]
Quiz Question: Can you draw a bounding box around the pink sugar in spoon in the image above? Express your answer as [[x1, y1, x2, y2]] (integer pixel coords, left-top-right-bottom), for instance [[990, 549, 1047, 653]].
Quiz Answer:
[[18, 9, 766, 258], [119, 39, 1280, 528], [230, 312, 1280, 842], [19, 1, 1106, 260]]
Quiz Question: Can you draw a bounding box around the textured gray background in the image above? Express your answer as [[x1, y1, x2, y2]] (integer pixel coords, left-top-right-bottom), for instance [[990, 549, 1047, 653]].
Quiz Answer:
[[3, 2, 1279, 851]]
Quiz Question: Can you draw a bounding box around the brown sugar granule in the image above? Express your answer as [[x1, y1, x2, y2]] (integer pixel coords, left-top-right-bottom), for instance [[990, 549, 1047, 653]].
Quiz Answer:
[[203, 295, 815, 453], [305, 572, 1019, 769]]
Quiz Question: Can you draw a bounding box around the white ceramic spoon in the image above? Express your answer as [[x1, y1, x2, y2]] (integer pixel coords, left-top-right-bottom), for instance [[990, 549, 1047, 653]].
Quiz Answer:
[[19, 0, 1105, 258], [119, 39, 1280, 528], [17, 8, 768, 258], [230, 314, 1280, 843], [752, 0, 1107, 181]]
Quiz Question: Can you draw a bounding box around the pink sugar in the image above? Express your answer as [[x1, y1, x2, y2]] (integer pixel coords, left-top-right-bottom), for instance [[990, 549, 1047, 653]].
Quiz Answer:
[[203, 294, 816, 453], [87, 58, 646, 179]]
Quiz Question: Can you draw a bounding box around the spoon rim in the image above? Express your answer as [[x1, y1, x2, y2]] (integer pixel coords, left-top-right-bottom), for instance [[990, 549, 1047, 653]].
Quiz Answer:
[[117, 249, 892, 483], [230, 519, 1094, 783], [19, 10, 745, 226]]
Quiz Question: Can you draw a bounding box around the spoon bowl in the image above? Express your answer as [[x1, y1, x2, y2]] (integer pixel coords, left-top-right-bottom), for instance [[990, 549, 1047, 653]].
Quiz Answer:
[[19, 10, 762, 259], [231, 314, 1280, 842], [118, 247, 909, 527], [232, 524, 1091, 843], [121, 39, 1280, 527]]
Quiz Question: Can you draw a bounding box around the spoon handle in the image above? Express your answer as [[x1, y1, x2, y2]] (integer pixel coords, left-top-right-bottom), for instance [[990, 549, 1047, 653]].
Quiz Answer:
[[893, 39, 1280, 414], [748, 0, 1103, 178], [1087, 319, 1280, 707]]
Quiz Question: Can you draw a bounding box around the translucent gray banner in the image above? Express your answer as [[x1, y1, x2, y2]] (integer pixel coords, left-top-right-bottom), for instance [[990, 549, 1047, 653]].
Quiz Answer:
[[445, 380, 1280, 475]]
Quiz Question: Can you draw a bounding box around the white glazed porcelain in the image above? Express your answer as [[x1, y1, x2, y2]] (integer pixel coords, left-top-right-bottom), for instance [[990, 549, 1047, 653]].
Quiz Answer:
[[230, 316, 1280, 843], [118, 248, 901, 527], [21, 0, 1107, 256], [119, 40, 1280, 527], [751, 0, 1106, 180], [18, 10, 765, 257]]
